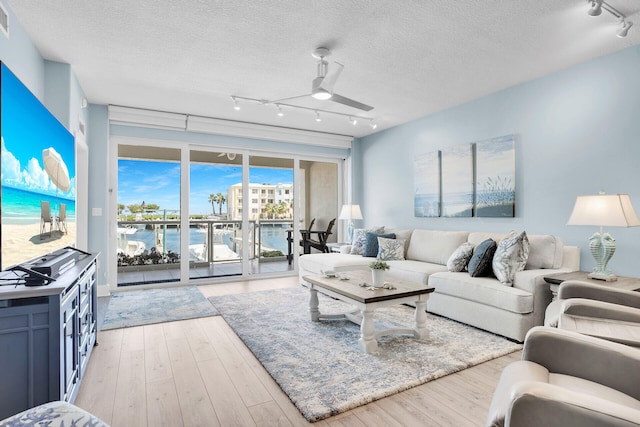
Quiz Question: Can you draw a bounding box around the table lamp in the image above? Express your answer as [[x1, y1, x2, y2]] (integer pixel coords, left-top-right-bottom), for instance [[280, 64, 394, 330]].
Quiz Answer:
[[339, 204, 363, 243], [567, 193, 640, 281]]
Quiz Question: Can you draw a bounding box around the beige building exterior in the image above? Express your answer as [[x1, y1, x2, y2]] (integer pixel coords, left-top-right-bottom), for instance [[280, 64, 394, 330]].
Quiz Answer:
[[227, 183, 293, 220]]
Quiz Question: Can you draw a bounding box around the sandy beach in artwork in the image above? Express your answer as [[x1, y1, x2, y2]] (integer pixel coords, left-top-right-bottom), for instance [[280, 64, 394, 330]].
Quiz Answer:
[[1, 222, 77, 268]]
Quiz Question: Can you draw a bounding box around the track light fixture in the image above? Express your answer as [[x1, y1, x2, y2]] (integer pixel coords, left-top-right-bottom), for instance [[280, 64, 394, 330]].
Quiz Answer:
[[617, 19, 633, 38], [586, 0, 633, 37], [231, 96, 240, 111], [229, 95, 377, 129], [587, 0, 603, 16]]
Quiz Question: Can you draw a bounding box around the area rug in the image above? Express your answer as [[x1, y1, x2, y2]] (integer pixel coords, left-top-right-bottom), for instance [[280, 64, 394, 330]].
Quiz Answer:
[[208, 287, 521, 422], [101, 286, 219, 330]]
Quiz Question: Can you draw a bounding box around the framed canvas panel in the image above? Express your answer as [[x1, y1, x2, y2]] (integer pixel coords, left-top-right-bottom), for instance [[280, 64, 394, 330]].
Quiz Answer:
[[414, 150, 440, 217], [475, 135, 515, 217], [441, 143, 473, 217]]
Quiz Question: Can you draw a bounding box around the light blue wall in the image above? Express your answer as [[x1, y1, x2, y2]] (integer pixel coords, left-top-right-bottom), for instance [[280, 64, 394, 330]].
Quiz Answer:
[[0, 3, 45, 99], [356, 45, 640, 277]]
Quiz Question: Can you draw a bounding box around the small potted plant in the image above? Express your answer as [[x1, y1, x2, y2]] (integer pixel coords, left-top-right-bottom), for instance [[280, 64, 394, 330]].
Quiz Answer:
[[369, 260, 390, 288]]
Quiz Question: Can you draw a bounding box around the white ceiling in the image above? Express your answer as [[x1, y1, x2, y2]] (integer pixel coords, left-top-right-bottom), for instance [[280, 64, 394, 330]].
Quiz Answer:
[[8, 0, 640, 138]]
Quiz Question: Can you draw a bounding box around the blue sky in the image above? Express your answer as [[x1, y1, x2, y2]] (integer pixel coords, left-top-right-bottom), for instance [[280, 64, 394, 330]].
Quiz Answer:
[[118, 160, 293, 215], [1, 63, 76, 198]]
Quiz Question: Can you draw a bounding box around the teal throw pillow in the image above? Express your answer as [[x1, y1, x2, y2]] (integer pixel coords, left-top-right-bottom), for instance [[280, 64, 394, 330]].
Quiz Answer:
[[363, 232, 395, 257]]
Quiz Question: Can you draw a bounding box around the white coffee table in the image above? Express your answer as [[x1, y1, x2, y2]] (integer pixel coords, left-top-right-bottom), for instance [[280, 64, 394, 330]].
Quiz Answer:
[[303, 270, 435, 354]]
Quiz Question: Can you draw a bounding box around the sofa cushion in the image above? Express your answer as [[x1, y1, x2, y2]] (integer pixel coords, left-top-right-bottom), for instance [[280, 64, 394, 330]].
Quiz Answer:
[[492, 231, 530, 285], [377, 237, 405, 261], [386, 228, 413, 257], [387, 260, 448, 285], [299, 253, 373, 275], [468, 239, 497, 277], [447, 242, 475, 272], [468, 231, 505, 246], [406, 229, 469, 265], [350, 227, 385, 255], [429, 272, 534, 314], [363, 232, 395, 257], [526, 235, 564, 269]]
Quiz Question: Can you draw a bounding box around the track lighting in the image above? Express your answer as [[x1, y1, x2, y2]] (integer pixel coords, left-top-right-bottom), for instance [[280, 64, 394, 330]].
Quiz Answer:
[[229, 95, 377, 128], [617, 19, 633, 38], [586, 0, 633, 37], [231, 96, 240, 111], [587, 0, 603, 16]]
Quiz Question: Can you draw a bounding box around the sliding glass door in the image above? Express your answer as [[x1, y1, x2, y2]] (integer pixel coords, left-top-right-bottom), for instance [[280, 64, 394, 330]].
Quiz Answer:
[[115, 141, 342, 287]]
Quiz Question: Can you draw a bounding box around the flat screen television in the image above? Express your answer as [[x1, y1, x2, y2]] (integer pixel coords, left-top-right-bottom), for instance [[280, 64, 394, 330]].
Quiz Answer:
[[1, 62, 76, 271]]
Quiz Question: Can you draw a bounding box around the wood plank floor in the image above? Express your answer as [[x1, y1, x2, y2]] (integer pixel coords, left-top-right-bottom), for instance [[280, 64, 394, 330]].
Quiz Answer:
[[75, 276, 521, 426]]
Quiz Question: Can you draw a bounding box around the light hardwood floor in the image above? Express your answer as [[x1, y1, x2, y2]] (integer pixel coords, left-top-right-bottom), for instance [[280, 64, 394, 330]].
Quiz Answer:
[[75, 276, 520, 426]]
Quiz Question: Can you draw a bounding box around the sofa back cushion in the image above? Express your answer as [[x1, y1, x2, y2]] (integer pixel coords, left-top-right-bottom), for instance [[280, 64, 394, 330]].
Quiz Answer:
[[468, 231, 505, 246], [525, 235, 564, 269], [406, 230, 469, 265]]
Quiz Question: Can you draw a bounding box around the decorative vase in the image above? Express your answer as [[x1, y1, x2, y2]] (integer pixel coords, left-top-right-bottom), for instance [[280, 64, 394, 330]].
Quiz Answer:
[[371, 269, 385, 288]]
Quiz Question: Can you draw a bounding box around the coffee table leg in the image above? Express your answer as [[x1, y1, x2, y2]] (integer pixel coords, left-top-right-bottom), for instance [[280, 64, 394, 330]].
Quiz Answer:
[[414, 300, 429, 340], [358, 308, 378, 354], [309, 288, 320, 321]]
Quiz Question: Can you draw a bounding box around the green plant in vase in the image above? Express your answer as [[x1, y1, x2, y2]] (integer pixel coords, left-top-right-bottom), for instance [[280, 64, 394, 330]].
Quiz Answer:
[[369, 260, 390, 287]]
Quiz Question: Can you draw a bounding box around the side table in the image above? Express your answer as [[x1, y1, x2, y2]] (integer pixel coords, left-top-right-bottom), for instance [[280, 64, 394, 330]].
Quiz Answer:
[[544, 271, 640, 301]]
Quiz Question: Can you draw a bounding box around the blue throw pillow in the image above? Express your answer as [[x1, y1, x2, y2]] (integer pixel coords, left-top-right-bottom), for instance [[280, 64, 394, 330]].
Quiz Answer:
[[468, 238, 497, 277], [363, 232, 396, 257]]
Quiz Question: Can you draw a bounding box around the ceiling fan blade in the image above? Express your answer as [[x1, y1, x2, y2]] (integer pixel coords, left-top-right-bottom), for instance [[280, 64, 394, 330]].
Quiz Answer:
[[319, 62, 343, 92], [330, 93, 374, 112], [270, 94, 312, 104], [218, 153, 226, 157]]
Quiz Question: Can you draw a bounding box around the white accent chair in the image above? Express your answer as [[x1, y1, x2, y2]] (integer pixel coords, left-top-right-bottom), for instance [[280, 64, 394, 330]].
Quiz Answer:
[[486, 326, 640, 427]]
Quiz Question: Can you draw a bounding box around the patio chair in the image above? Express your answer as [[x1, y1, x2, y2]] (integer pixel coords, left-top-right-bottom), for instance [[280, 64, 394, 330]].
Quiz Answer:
[[57, 203, 68, 234], [300, 218, 335, 254], [40, 201, 54, 239]]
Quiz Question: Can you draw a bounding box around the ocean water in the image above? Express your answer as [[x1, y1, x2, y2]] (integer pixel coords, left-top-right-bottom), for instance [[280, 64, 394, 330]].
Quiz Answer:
[[1, 186, 76, 224], [122, 224, 289, 255]]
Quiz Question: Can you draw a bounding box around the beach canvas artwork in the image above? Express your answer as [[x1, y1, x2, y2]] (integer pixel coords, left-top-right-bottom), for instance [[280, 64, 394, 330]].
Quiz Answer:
[[475, 135, 515, 217], [441, 143, 473, 217], [414, 150, 440, 217], [1, 63, 76, 269]]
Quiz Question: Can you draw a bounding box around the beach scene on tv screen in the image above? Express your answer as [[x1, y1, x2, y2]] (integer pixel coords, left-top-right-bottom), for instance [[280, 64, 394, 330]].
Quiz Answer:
[[1, 63, 76, 270]]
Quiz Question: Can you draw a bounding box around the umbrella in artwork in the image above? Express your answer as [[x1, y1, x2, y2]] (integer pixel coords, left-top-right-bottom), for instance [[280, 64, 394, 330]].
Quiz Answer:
[[43, 147, 70, 192], [42, 147, 70, 214]]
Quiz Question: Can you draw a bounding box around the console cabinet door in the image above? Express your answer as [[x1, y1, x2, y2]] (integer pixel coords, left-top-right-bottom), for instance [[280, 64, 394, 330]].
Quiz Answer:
[[60, 289, 79, 402]]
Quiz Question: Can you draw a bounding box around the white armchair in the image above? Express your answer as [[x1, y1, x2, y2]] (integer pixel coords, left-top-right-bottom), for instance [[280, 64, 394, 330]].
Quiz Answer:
[[486, 326, 640, 427]]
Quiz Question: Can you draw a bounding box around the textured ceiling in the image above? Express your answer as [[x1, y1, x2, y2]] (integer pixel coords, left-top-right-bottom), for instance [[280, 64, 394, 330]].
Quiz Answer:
[[7, 0, 640, 138]]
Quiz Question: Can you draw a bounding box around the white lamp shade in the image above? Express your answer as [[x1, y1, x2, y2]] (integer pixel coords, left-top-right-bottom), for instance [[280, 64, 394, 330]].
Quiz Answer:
[[339, 204, 363, 220], [567, 194, 640, 227]]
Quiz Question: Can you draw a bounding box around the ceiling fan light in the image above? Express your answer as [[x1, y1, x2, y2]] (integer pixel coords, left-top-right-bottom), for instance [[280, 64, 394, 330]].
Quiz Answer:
[[369, 119, 377, 129], [617, 20, 633, 37], [311, 89, 332, 100], [587, 0, 603, 16]]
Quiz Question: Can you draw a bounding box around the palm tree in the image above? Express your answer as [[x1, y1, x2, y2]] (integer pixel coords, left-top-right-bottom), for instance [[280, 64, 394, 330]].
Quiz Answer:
[[207, 193, 216, 216], [215, 192, 226, 216]]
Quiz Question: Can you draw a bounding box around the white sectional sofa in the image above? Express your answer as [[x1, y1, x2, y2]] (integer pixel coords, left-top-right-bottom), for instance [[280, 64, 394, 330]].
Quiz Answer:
[[299, 229, 580, 342]]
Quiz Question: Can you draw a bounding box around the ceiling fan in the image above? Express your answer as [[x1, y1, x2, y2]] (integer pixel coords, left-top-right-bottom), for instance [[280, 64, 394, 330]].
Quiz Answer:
[[217, 152, 237, 160], [274, 47, 374, 112]]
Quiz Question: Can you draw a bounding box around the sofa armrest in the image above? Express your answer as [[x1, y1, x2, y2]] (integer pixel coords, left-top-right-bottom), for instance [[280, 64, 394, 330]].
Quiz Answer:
[[505, 381, 640, 427], [558, 280, 640, 309], [522, 327, 640, 400], [339, 245, 352, 254]]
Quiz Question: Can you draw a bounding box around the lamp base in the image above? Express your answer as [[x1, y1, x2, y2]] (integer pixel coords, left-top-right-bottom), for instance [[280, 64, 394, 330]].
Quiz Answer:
[[587, 271, 618, 282]]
